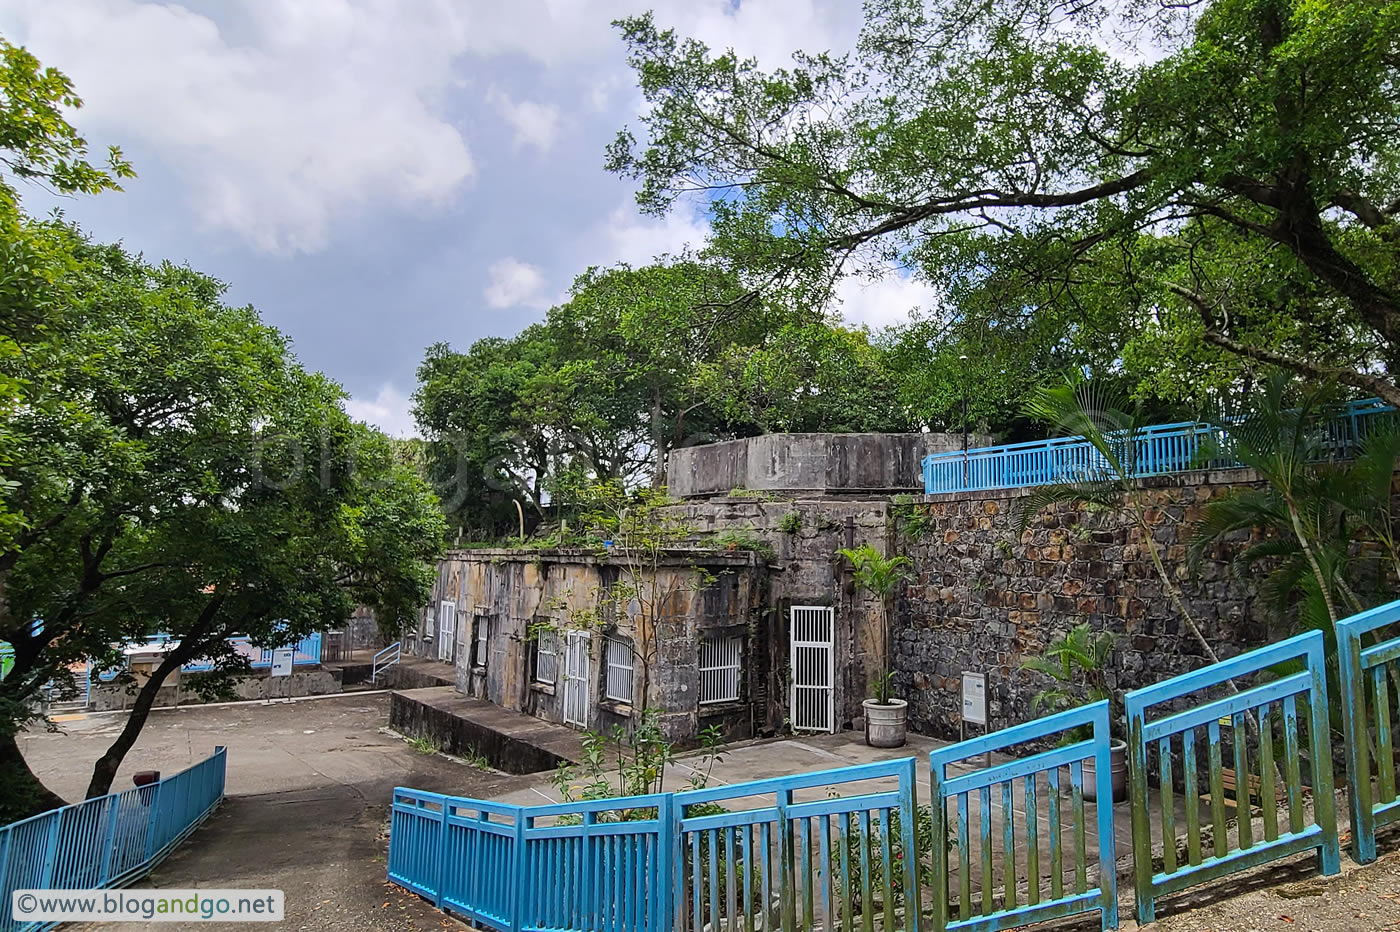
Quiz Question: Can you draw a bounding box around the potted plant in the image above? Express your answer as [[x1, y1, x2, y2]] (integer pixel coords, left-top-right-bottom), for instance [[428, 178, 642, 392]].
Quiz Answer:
[[1020, 623, 1126, 802], [840, 545, 912, 748], [863, 669, 907, 748]]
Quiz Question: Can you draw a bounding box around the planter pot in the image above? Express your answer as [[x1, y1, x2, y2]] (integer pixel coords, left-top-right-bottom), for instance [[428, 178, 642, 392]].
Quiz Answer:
[[862, 699, 908, 748], [1080, 740, 1128, 803]]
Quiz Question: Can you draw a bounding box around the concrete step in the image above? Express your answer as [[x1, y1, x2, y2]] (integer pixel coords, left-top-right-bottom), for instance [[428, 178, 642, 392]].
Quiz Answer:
[[389, 686, 585, 774]]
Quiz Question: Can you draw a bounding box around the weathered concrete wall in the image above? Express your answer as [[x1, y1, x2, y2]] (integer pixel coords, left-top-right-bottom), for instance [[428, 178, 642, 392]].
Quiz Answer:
[[663, 497, 898, 730], [413, 548, 772, 744], [893, 468, 1271, 740], [668, 433, 991, 499], [90, 667, 342, 711]]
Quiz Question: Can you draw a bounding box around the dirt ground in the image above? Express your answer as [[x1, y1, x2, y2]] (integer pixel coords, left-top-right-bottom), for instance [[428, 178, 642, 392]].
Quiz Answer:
[[19, 693, 506, 930]]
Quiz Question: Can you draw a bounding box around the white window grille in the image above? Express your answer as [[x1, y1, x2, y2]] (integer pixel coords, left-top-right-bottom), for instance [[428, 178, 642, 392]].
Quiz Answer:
[[474, 616, 490, 667], [698, 634, 743, 704], [535, 630, 559, 684], [604, 635, 634, 703]]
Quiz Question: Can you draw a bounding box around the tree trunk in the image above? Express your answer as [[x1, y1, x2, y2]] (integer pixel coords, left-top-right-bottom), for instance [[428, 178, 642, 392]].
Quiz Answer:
[[85, 648, 190, 799], [0, 730, 68, 822]]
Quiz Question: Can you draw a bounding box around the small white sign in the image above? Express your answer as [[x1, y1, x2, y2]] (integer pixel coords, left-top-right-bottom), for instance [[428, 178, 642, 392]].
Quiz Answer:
[[269, 649, 295, 678], [961, 672, 987, 725]]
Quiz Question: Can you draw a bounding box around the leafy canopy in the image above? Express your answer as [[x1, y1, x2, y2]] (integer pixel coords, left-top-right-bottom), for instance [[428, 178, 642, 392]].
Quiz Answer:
[[609, 0, 1400, 407]]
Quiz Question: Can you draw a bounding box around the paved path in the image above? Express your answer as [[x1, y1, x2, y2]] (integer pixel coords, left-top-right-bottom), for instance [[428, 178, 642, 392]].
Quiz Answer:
[[19, 693, 512, 930]]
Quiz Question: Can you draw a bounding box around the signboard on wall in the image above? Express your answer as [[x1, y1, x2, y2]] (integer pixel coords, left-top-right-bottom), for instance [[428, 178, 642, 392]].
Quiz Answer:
[[961, 672, 987, 725], [270, 649, 295, 678]]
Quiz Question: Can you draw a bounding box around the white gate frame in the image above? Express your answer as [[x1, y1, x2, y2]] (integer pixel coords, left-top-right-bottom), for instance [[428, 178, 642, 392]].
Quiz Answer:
[[789, 605, 836, 733], [562, 630, 591, 728], [438, 601, 456, 663]]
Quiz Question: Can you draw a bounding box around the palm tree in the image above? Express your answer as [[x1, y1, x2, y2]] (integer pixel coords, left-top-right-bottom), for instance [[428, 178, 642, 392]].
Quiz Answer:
[[838, 544, 911, 701], [1191, 375, 1354, 627], [1018, 378, 1225, 667], [1020, 623, 1117, 740]]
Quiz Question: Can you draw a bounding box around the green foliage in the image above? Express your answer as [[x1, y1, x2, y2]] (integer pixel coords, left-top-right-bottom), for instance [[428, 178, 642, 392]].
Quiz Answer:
[[895, 503, 933, 541], [831, 803, 942, 909], [1188, 375, 1400, 730], [0, 37, 133, 197], [407, 735, 442, 755], [839, 545, 911, 701], [1020, 623, 1117, 741], [777, 510, 803, 534], [549, 709, 727, 811], [869, 669, 895, 706], [711, 528, 776, 562], [838, 545, 912, 601], [609, 0, 1400, 409], [1018, 377, 1228, 683]]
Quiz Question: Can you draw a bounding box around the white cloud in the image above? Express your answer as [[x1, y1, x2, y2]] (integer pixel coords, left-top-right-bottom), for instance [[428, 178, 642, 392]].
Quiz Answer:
[[591, 202, 711, 268], [834, 273, 942, 329], [487, 87, 561, 152], [484, 257, 549, 309], [453, 0, 859, 71], [4, 0, 476, 254], [346, 383, 418, 438]]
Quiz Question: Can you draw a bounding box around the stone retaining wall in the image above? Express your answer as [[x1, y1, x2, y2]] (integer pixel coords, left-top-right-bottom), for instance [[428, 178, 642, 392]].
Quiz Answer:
[[894, 468, 1271, 740]]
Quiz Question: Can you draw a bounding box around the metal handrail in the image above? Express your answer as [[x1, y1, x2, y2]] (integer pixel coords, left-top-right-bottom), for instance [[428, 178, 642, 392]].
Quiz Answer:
[[923, 397, 1396, 494], [373, 641, 402, 683]]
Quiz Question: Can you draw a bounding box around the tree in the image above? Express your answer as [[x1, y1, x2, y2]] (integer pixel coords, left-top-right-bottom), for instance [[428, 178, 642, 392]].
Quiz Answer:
[[0, 234, 445, 815], [699, 321, 913, 433], [549, 478, 703, 717], [608, 0, 1400, 406], [838, 545, 911, 701], [414, 260, 810, 537], [1190, 375, 1400, 634]]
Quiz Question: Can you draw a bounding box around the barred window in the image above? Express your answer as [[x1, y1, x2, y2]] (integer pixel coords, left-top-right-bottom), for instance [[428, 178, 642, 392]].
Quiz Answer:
[[698, 635, 743, 705], [535, 630, 559, 684], [604, 635, 634, 703], [474, 616, 490, 667]]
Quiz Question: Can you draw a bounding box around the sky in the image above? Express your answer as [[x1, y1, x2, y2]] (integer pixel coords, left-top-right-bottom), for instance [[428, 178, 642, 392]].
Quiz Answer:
[[0, 0, 940, 437]]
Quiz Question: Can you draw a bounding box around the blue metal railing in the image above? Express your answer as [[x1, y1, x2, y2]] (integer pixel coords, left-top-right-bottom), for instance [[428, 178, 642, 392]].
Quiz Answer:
[[1337, 599, 1400, 864], [180, 632, 322, 673], [923, 398, 1396, 494], [0, 747, 227, 932], [929, 701, 1118, 932], [391, 760, 924, 932], [1124, 631, 1340, 924], [389, 600, 1400, 930]]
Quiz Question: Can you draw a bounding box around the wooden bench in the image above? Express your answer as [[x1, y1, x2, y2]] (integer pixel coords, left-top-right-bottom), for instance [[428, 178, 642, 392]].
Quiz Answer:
[[1201, 767, 1306, 809]]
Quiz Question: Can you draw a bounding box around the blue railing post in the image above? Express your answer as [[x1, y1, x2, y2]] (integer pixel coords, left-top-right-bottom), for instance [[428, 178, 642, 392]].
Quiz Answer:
[[432, 797, 449, 908], [509, 810, 528, 932], [1092, 705, 1119, 930], [1305, 635, 1342, 876], [38, 812, 61, 890], [1338, 613, 1376, 863], [142, 779, 164, 862], [657, 793, 675, 932], [896, 755, 921, 932], [96, 793, 121, 886]]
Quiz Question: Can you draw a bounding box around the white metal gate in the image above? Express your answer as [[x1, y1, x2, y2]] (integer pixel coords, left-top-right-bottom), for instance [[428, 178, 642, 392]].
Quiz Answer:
[[790, 605, 835, 733], [438, 601, 456, 663], [562, 630, 591, 728]]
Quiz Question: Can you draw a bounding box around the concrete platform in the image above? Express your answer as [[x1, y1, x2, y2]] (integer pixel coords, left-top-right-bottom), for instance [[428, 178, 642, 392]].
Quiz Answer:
[[389, 686, 586, 774]]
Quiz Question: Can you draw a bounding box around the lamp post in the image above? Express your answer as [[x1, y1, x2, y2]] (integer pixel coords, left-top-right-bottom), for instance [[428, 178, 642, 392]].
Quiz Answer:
[[959, 354, 969, 488]]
